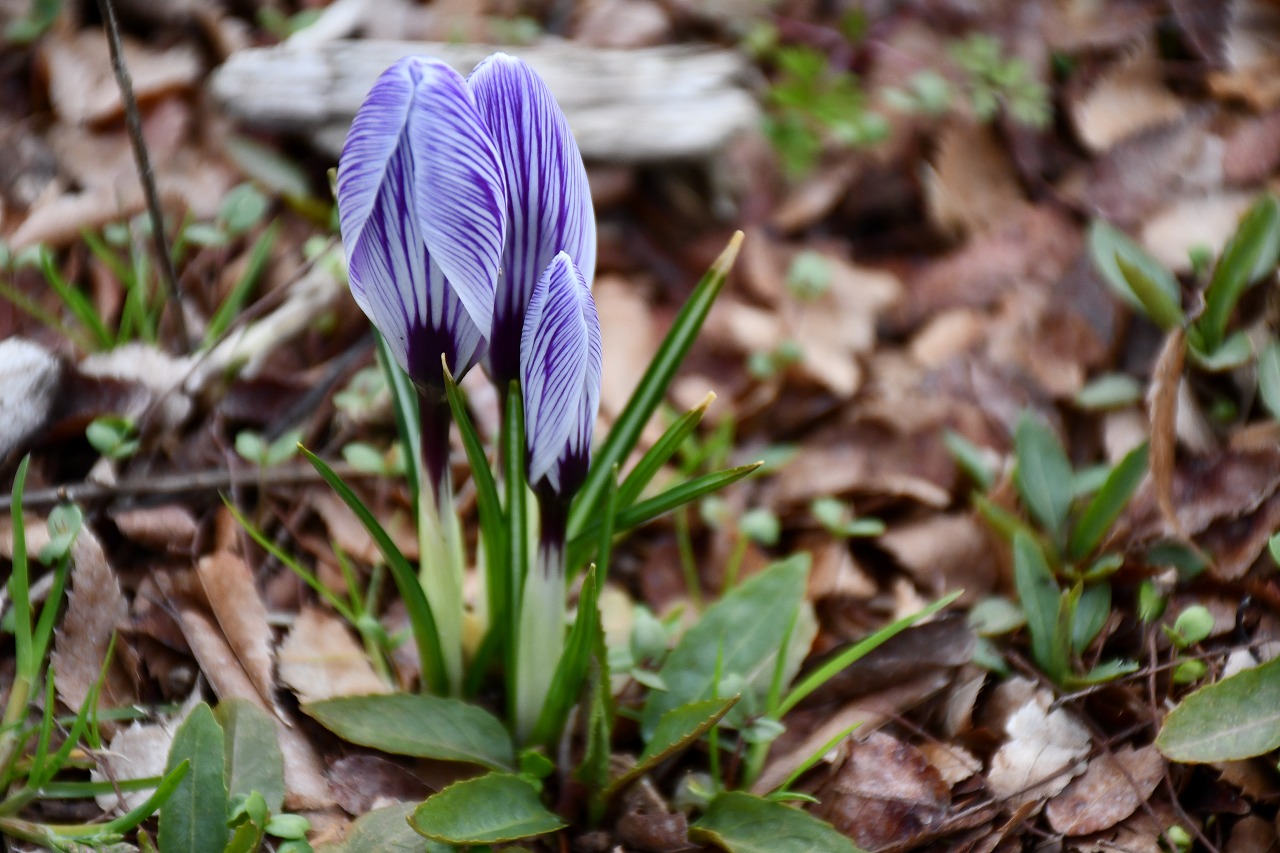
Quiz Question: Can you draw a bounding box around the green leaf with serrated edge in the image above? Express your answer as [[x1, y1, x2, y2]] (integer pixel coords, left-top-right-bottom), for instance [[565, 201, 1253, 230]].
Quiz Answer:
[[1013, 532, 1065, 682], [605, 696, 738, 799], [1157, 655, 1280, 762], [777, 591, 960, 716], [1193, 329, 1255, 373], [1114, 254, 1185, 332], [1074, 373, 1143, 410], [1259, 339, 1280, 420], [443, 362, 507, 683], [641, 556, 807, 737], [568, 462, 762, 571], [1068, 442, 1149, 560], [1013, 413, 1074, 542], [691, 791, 865, 853], [570, 232, 743, 537], [214, 699, 285, 814], [617, 397, 713, 509], [1200, 195, 1280, 351], [1070, 582, 1110, 654], [337, 802, 446, 852], [301, 446, 447, 694], [158, 704, 227, 853], [304, 694, 515, 771], [1088, 221, 1183, 329], [409, 773, 566, 844]]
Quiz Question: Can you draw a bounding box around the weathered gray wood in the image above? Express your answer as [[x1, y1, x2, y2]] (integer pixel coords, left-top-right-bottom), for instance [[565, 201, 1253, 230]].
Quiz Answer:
[[208, 40, 761, 163]]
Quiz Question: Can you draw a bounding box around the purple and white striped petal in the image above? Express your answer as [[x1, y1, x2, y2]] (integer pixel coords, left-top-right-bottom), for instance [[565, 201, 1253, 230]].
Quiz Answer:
[[408, 63, 507, 342], [336, 56, 505, 389], [521, 252, 598, 494], [469, 52, 596, 386], [553, 277, 601, 497]]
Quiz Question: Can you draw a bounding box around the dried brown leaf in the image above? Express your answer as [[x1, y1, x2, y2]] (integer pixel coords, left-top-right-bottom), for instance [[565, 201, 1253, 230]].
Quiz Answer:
[[924, 122, 1027, 236], [312, 490, 379, 566], [987, 691, 1091, 809], [92, 720, 175, 813], [195, 550, 278, 714], [109, 504, 198, 553], [278, 607, 390, 704], [879, 514, 997, 603], [52, 526, 135, 715], [1070, 45, 1184, 153], [1148, 328, 1185, 538], [817, 730, 950, 851], [328, 755, 429, 815], [1045, 745, 1164, 836]]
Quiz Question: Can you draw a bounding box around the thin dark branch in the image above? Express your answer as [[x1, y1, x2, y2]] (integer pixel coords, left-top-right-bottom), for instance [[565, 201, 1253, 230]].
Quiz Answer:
[[94, 0, 189, 348], [0, 462, 382, 512]]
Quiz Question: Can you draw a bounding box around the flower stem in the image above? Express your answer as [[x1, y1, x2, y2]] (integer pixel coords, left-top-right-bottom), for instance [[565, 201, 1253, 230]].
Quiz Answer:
[[417, 396, 465, 695], [514, 496, 568, 743]]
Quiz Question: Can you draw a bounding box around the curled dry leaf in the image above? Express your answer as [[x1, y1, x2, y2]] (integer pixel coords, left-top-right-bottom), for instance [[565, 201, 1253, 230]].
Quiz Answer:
[[109, 503, 198, 553], [1147, 328, 1186, 539], [328, 754, 430, 816], [816, 730, 951, 852], [1045, 745, 1164, 836], [986, 690, 1091, 809], [195, 550, 278, 715], [278, 607, 390, 704], [52, 525, 136, 717], [879, 514, 998, 603], [92, 720, 175, 813], [924, 121, 1026, 237], [312, 490, 380, 566], [592, 275, 658, 423]]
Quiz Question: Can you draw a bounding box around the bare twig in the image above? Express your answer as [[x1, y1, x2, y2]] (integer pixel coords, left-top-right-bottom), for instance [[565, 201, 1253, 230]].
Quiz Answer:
[[0, 462, 381, 512], [94, 0, 189, 348]]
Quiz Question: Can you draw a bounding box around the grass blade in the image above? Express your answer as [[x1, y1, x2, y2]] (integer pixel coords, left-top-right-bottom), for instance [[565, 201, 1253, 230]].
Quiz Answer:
[[616, 394, 714, 509], [204, 221, 279, 345], [569, 232, 743, 536], [300, 446, 447, 694]]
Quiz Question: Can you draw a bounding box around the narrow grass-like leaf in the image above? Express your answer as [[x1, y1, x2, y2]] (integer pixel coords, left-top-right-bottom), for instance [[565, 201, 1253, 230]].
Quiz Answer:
[[304, 694, 515, 771], [605, 696, 738, 800], [39, 249, 113, 349], [942, 430, 995, 491], [1189, 328, 1253, 372], [0, 281, 79, 345], [1013, 413, 1074, 542], [1088, 221, 1183, 330], [568, 462, 762, 571], [570, 232, 743, 536], [158, 703, 227, 853], [205, 222, 279, 345], [1260, 339, 1280, 420], [214, 699, 285, 814], [1157, 655, 1280, 762], [7, 457, 32, 672], [502, 381, 529, 715], [575, 594, 614, 825], [617, 395, 714, 509], [443, 363, 507, 674], [530, 565, 602, 747], [769, 723, 861, 796], [1067, 442, 1149, 560], [90, 761, 189, 838], [1013, 531, 1065, 683], [409, 773, 566, 844], [691, 791, 863, 853], [301, 446, 447, 694], [377, 333, 421, 510], [1200, 194, 1280, 351], [777, 591, 960, 716]]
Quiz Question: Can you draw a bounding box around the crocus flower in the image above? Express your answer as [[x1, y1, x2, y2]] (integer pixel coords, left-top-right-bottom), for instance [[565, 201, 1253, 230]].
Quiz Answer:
[[337, 55, 507, 399], [515, 250, 601, 740], [468, 53, 596, 389], [337, 56, 508, 696]]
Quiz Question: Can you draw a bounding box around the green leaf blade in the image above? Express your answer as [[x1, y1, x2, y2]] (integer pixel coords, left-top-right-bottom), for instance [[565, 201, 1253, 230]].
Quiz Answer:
[[1200, 194, 1280, 351], [214, 698, 285, 814], [1013, 413, 1074, 541], [409, 773, 566, 844], [1067, 441, 1149, 560], [1157, 656, 1280, 762], [158, 703, 228, 853], [304, 694, 516, 771], [691, 791, 864, 853]]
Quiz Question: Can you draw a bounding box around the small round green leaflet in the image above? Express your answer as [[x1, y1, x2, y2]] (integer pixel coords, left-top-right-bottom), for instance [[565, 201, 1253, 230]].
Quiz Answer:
[[1157, 656, 1280, 762], [409, 773, 566, 844]]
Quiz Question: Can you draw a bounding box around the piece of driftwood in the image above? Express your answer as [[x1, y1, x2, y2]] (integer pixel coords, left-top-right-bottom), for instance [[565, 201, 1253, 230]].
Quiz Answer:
[[208, 40, 761, 163]]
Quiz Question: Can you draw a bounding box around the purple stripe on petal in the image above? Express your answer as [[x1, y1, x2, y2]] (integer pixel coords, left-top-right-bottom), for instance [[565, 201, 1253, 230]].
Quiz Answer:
[[337, 58, 417, 259], [469, 53, 596, 386], [408, 60, 507, 343], [521, 252, 591, 490]]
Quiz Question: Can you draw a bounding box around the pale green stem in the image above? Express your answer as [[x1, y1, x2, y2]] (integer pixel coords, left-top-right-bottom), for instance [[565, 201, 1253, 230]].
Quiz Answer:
[[514, 539, 565, 743], [418, 470, 466, 696]]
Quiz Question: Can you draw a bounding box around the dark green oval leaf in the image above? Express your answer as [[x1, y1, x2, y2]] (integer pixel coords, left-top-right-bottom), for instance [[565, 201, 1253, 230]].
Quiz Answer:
[[1157, 656, 1280, 762], [1200, 194, 1280, 351], [409, 773, 566, 844], [304, 694, 515, 771], [333, 803, 446, 853], [607, 696, 738, 799], [1088, 221, 1183, 330], [1013, 413, 1074, 541], [690, 791, 864, 853], [215, 698, 285, 814], [158, 703, 228, 853]]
